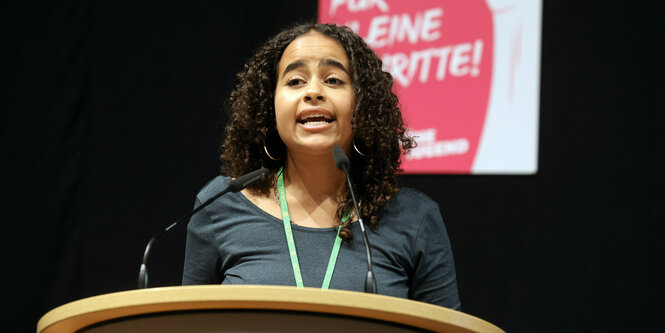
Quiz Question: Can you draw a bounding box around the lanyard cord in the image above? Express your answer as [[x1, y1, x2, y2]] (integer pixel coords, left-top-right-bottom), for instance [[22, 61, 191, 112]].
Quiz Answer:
[[276, 167, 350, 289]]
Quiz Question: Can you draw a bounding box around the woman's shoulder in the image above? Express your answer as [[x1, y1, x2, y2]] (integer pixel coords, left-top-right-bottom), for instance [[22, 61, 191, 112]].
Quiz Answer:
[[388, 187, 440, 210], [377, 187, 443, 227], [196, 175, 232, 201]]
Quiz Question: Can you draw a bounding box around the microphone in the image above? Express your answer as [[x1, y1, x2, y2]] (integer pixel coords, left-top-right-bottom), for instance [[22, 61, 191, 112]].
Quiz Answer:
[[228, 167, 271, 192], [332, 145, 377, 294], [332, 145, 351, 170], [138, 167, 269, 289]]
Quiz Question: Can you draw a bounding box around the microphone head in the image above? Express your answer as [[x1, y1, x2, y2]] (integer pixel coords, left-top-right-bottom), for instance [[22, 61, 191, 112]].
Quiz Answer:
[[228, 167, 269, 192], [332, 145, 350, 170]]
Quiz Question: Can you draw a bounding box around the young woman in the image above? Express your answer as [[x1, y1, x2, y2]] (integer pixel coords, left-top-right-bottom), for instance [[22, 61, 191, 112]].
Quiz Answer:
[[183, 23, 460, 310]]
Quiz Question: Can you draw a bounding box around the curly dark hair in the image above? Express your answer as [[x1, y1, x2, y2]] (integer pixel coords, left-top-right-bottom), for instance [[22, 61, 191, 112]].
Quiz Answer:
[[220, 22, 415, 240]]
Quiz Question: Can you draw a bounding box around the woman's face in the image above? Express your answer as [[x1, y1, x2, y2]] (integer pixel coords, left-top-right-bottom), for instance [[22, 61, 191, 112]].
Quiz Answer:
[[274, 31, 355, 157]]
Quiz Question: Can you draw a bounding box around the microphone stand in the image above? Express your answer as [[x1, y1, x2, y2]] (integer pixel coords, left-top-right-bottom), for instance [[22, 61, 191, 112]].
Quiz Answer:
[[332, 145, 377, 294], [138, 168, 268, 289]]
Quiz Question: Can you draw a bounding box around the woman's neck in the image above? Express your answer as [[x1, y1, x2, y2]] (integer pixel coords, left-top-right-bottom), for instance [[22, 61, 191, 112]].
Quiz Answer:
[[283, 150, 346, 202]]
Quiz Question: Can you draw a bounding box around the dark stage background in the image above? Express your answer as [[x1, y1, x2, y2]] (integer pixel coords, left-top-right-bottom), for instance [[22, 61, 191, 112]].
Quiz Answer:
[[2, 1, 661, 332]]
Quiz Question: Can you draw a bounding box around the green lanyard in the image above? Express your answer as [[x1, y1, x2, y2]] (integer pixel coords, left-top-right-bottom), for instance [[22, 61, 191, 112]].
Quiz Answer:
[[276, 167, 350, 289]]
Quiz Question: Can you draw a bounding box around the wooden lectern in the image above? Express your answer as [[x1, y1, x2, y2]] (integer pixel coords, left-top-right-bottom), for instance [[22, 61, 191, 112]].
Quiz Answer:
[[37, 286, 504, 332]]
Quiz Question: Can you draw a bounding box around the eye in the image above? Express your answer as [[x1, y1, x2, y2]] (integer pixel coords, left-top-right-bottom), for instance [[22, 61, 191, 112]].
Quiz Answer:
[[286, 77, 305, 86], [285, 74, 306, 87], [325, 77, 345, 85]]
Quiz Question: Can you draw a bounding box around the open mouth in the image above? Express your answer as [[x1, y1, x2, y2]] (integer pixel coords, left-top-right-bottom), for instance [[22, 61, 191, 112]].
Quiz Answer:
[[297, 114, 335, 125]]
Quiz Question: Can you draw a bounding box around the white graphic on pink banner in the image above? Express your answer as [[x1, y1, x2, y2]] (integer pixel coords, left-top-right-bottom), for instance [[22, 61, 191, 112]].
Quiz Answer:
[[320, 0, 493, 173]]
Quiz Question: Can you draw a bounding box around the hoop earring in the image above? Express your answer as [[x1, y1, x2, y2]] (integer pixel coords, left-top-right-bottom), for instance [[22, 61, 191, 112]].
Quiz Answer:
[[263, 138, 281, 161], [353, 139, 366, 157]]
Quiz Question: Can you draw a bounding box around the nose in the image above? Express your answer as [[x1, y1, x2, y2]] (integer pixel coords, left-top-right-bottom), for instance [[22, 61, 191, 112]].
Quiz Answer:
[[303, 81, 325, 102]]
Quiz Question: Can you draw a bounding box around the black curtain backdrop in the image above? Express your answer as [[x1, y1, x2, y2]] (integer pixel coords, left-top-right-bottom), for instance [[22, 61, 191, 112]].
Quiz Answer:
[[1, 1, 661, 332]]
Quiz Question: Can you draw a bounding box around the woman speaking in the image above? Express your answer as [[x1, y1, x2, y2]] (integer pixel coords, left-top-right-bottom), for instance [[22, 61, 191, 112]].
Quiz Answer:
[[182, 23, 460, 310]]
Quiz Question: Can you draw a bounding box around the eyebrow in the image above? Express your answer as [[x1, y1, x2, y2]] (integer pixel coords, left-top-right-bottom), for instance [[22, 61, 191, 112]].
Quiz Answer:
[[281, 59, 350, 78]]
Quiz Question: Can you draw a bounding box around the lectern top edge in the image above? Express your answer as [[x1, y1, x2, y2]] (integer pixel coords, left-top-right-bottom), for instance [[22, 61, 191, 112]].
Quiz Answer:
[[38, 285, 504, 333]]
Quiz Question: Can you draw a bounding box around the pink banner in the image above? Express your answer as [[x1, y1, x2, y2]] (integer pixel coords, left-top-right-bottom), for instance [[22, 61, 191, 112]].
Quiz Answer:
[[320, 0, 494, 173]]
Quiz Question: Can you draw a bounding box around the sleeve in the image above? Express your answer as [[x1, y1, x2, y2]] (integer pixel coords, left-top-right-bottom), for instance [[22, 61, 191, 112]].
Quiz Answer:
[[408, 201, 461, 310], [182, 196, 223, 285]]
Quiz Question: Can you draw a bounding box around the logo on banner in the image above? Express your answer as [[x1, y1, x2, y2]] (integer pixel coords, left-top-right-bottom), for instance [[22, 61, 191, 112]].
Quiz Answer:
[[319, 0, 493, 173]]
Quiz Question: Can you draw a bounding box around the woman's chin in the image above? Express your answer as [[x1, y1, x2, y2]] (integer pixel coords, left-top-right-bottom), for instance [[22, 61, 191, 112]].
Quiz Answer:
[[287, 138, 347, 156]]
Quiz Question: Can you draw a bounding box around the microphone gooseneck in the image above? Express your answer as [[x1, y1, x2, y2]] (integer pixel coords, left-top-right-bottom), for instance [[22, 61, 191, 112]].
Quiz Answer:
[[138, 167, 269, 289], [332, 145, 377, 294]]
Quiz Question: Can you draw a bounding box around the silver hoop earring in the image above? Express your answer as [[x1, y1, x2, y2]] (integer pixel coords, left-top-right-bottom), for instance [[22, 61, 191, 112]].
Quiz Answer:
[[263, 138, 281, 161], [353, 139, 366, 157]]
